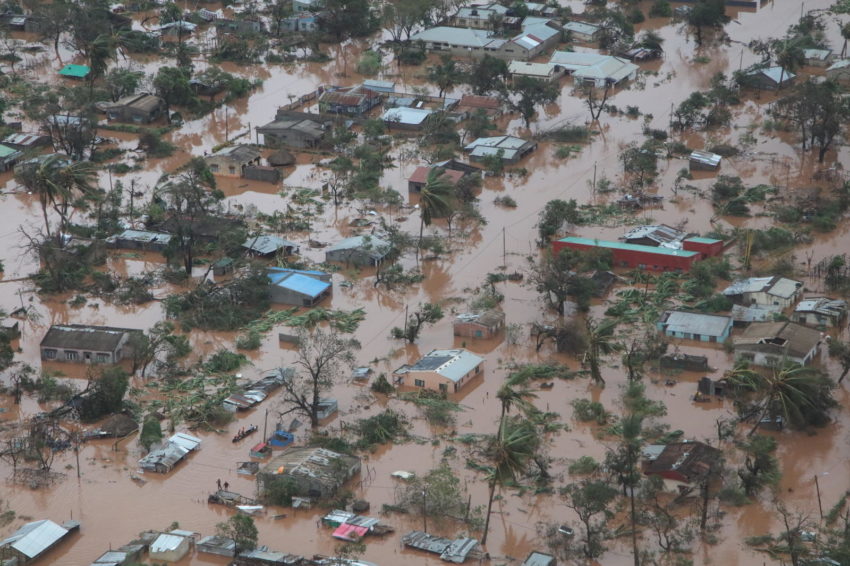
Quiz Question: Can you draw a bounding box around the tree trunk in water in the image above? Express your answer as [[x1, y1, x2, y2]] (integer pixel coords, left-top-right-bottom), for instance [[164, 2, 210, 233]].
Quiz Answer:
[[838, 365, 850, 384], [630, 484, 639, 566], [481, 480, 496, 545], [700, 478, 710, 530]]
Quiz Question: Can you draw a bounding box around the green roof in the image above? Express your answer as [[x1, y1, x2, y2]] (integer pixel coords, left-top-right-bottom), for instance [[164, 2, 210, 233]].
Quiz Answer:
[[684, 236, 721, 244], [558, 237, 699, 257], [0, 144, 19, 159], [59, 64, 90, 78]]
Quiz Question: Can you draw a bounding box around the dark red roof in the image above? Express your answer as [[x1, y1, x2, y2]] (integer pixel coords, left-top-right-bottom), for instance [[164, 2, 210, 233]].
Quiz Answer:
[[409, 166, 464, 185], [459, 94, 501, 110]]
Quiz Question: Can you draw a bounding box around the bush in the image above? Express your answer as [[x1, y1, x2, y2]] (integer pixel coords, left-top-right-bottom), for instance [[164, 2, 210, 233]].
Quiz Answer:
[[140, 415, 163, 451], [204, 349, 248, 373], [568, 456, 600, 475], [571, 399, 608, 424], [370, 374, 394, 395], [494, 195, 517, 208], [356, 51, 382, 76], [649, 0, 672, 17], [236, 331, 262, 350], [628, 7, 645, 23]]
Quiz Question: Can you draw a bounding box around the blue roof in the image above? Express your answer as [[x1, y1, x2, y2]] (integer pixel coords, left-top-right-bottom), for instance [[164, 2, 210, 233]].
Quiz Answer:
[[270, 272, 330, 298]]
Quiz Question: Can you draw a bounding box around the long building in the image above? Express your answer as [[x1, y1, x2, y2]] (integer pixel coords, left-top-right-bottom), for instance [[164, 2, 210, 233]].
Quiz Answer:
[[553, 236, 701, 272]]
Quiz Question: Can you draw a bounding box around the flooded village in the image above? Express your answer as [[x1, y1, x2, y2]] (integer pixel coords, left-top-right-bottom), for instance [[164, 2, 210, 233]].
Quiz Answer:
[[1, 0, 850, 565]]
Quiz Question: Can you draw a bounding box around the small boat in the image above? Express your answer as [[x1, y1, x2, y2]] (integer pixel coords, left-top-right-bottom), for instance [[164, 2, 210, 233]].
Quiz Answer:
[[232, 425, 258, 443]]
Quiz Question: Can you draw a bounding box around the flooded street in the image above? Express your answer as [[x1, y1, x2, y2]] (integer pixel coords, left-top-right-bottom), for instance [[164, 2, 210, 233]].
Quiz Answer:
[[1, 0, 850, 565]]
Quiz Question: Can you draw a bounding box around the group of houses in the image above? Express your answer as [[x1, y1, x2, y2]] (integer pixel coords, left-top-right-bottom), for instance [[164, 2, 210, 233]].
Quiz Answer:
[[657, 274, 844, 367]]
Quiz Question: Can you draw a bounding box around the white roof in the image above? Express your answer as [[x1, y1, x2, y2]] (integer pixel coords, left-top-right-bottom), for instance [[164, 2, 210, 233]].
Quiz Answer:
[[804, 48, 831, 60], [769, 277, 803, 299], [827, 59, 850, 71], [456, 4, 507, 18], [412, 27, 495, 48], [690, 150, 721, 167], [508, 61, 556, 77], [723, 276, 802, 298], [168, 432, 201, 451], [2, 520, 69, 559], [550, 51, 609, 68], [465, 135, 529, 150], [151, 533, 188, 553], [564, 21, 600, 36], [572, 56, 638, 83], [410, 349, 484, 383], [382, 107, 434, 125], [660, 311, 731, 338], [750, 65, 796, 83]]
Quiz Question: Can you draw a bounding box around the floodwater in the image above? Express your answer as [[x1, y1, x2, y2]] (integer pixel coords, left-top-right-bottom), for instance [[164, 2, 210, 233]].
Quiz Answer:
[[2, 0, 850, 565]]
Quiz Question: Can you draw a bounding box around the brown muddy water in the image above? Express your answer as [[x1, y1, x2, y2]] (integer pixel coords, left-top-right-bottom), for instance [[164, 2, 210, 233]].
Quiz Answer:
[[2, 0, 850, 565]]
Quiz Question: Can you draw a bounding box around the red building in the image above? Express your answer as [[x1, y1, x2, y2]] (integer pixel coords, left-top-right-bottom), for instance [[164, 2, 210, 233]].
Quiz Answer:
[[682, 236, 723, 259], [553, 237, 700, 272]]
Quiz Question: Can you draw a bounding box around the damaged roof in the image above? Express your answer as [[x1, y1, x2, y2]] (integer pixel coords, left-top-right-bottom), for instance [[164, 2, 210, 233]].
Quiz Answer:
[[734, 321, 822, 359], [643, 441, 720, 483], [40, 324, 139, 352]]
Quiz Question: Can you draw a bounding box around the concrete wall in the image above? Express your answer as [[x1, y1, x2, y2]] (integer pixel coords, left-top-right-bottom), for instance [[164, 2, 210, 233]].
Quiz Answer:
[[41, 334, 129, 364]]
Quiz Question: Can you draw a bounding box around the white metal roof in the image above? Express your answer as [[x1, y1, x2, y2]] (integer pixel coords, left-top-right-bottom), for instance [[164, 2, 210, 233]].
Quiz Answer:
[[382, 107, 434, 125], [151, 533, 187, 553], [411, 349, 484, 383], [169, 432, 201, 452], [660, 311, 731, 338], [564, 21, 600, 36], [2, 520, 69, 559], [412, 27, 494, 48], [508, 61, 556, 77]]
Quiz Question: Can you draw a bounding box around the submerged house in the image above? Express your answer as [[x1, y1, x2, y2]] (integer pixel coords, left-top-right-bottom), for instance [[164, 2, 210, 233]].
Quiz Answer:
[[733, 321, 822, 367], [689, 150, 722, 171], [621, 224, 687, 248], [0, 144, 23, 172], [258, 446, 361, 499], [382, 107, 435, 131], [256, 113, 328, 149], [743, 66, 796, 90], [464, 135, 536, 164], [393, 349, 484, 394], [793, 297, 848, 328], [40, 324, 140, 364], [826, 58, 850, 85], [267, 267, 332, 307], [242, 234, 300, 257], [657, 311, 732, 343], [105, 93, 167, 124], [408, 166, 465, 193], [554, 237, 700, 272], [453, 310, 505, 339], [563, 20, 601, 42], [106, 229, 172, 252], [325, 235, 392, 266], [401, 531, 480, 563], [149, 531, 193, 562], [549, 51, 638, 87], [642, 441, 720, 484], [0, 519, 80, 564], [138, 432, 202, 473], [722, 276, 803, 308], [204, 145, 262, 177], [318, 85, 382, 116]]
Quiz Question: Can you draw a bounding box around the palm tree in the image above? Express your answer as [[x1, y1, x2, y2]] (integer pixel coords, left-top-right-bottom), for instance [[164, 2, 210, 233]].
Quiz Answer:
[[495, 379, 537, 437], [726, 361, 836, 435], [774, 40, 805, 89], [418, 168, 454, 255], [481, 417, 538, 545], [15, 155, 97, 242], [583, 318, 621, 387]]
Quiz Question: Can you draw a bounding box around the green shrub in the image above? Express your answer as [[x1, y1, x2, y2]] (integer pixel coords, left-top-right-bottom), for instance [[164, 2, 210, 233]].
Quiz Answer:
[[568, 456, 600, 475], [571, 398, 609, 424]]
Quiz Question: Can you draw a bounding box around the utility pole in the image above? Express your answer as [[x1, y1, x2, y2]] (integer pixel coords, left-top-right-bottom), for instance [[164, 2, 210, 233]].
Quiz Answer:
[[422, 490, 427, 533], [263, 408, 269, 442], [592, 161, 597, 195], [814, 474, 823, 520], [224, 107, 229, 142]]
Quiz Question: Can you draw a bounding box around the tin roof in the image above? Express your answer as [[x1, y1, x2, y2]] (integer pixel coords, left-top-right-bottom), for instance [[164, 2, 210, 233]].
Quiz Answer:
[[722, 276, 802, 299], [109, 229, 172, 245], [508, 61, 556, 77], [382, 107, 434, 126], [795, 297, 847, 317], [622, 224, 687, 247], [1, 520, 70, 559], [690, 150, 722, 167], [408, 349, 484, 383], [659, 310, 731, 338], [412, 26, 495, 48], [749, 65, 796, 84], [643, 441, 720, 483], [408, 166, 464, 185], [270, 272, 331, 299], [0, 144, 21, 159], [362, 79, 396, 93], [564, 20, 600, 35], [209, 144, 261, 163], [734, 321, 822, 359], [242, 234, 299, 255], [326, 235, 391, 258], [559, 237, 699, 258], [169, 432, 201, 451], [40, 324, 139, 352], [150, 533, 188, 553], [2, 132, 47, 147]]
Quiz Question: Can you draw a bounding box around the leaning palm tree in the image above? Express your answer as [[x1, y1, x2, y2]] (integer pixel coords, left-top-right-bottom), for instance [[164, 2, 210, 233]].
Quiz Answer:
[[481, 417, 538, 545], [726, 361, 836, 435], [583, 317, 621, 387], [495, 380, 537, 438], [418, 168, 454, 254], [15, 155, 97, 242]]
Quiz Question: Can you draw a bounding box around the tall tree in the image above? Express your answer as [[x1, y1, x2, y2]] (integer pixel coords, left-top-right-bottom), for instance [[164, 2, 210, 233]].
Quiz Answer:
[[467, 55, 509, 95], [427, 54, 463, 98], [508, 76, 559, 128], [774, 79, 850, 162], [481, 416, 538, 545], [15, 155, 98, 241], [726, 361, 837, 434], [417, 168, 455, 252], [153, 66, 195, 123], [563, 479, 618, 558], [391, 303, 443, 343], [320, 0, 375, 41], [277, 328, 358, 429], [155, 157, 221, 274], [583, 318, 620, 387], [686, 0, 729, 45]]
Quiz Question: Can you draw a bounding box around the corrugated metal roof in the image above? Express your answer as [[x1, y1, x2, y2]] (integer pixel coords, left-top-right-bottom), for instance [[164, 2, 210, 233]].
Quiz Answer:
[[572, 56, 638, 82], [0, 144, 21, 159], [59, 64, 90, 78], [751, 65, 796, 84], [111, 229, 172, 244], [508, 61, 556, 77], [410, 349, 484, 383], [3, 520, 69, 559], [243, 235, 299, 255], [274, 273, 331, 298], [169, 432, 201, 451], [150, 534, 187, 553], [795, 297, 847, 317], [690, 150, 721, 167], [362, 79, 395, 93], [827, 59, 850, 71], [382, 107, 434, 125], [660, 311, 731, 338], [521, 552, 556, 566], [40, 324, 138, 351], [326, 235, 391, 257], [411, 26, 494, 48], [550, 51, 608, 67], [564, 21, 600, 35], [558, 237, 699, 257]]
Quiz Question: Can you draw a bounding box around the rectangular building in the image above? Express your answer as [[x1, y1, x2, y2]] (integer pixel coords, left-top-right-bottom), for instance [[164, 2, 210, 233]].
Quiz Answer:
[[554, 237, 700, 272], [657, 310, 732, 342], [393, 349, 484, 394], [40, 324, 140, 364]]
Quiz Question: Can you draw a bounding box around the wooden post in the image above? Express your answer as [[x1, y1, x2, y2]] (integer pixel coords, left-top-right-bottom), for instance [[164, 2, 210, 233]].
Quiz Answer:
[[815, 475, 823, 520]]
